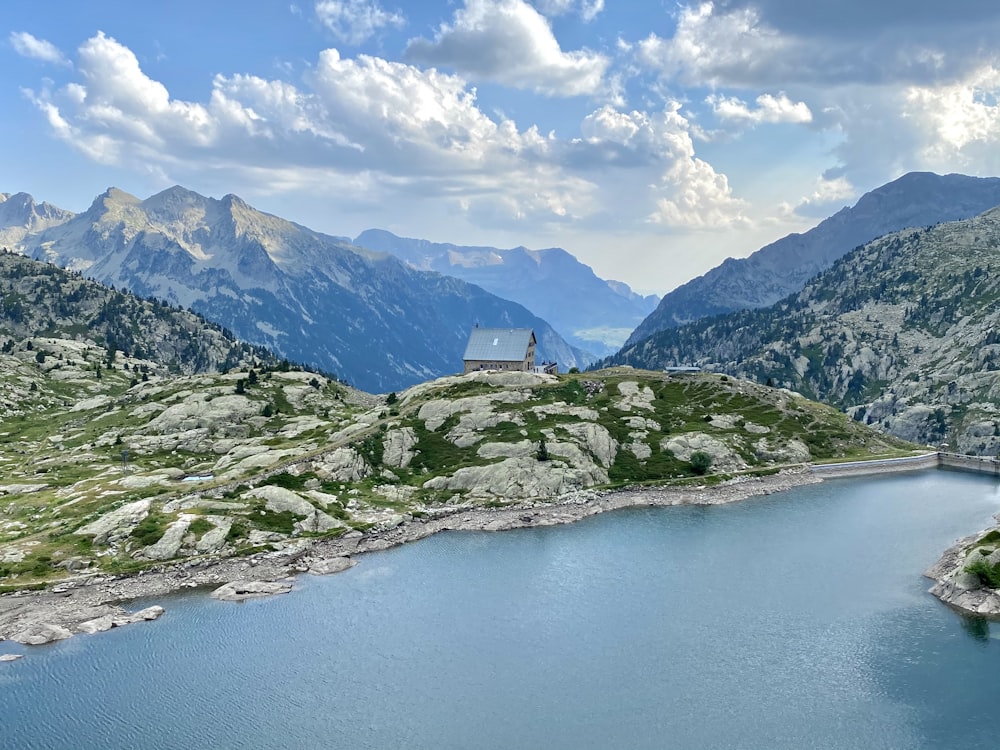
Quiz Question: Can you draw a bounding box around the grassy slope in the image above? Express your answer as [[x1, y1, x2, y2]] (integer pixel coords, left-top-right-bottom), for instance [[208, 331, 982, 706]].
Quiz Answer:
[[0, 354, 916, 589]]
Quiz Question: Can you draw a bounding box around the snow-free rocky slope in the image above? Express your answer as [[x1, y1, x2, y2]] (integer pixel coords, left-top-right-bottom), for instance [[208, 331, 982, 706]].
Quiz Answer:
[[0, 251, 272, 380], [4, 186, 589, 393], [608, 205, 1000, 454], [354, 229, 659, 357], [626, 172, 1000, 345], [0, 338, 911, 609]]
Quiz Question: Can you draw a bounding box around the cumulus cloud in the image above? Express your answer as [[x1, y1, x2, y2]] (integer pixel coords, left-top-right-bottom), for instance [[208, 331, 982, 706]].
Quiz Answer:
[[24, 30, 756, 239], [904, 65, 1000, 168], [707, 92, 812, 124], [9, 31, 71, 67], [314, 0, 405, 46], [637, 1, 1000, 89], [579, 104, 750, 229], [782, 175, 855, 218], [404, 0, 608, 96]]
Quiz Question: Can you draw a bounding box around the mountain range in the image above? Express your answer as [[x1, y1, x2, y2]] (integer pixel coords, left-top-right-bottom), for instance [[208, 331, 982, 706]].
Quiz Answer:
[[607, 205, 1000, 454], [626, 172, 1000, 346], [0, 186, 591, 393], [353, 229, 659, 357]]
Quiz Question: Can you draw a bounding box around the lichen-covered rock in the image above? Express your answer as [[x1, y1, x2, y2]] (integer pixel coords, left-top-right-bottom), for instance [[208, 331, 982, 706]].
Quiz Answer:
[[422, 456, 607, 499], [247, 486, 317, 517], [74, 499, 151, 545], [382, 427, 417, 468], [143, 394, 260, 435], [211, 580, 293, 601], [418, 391, 531, 432], [663, 433, 747, 472], [627, 441, 653, 459], [11, 623, 74, 645], [617, 380, 655, 411], [752, 437, 811, 464], [559, 422, 618, 468], [312, 446, 371, 483], [308, 557, 356, 575], [293, 509, 343, 534], [195, 517, 233, 553], [477, 440, 537, 459], [140, 516, 192, 560]]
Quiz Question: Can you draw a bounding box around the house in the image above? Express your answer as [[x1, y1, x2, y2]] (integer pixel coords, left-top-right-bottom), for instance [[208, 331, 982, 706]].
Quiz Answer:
[[463, 327, 536, 374]]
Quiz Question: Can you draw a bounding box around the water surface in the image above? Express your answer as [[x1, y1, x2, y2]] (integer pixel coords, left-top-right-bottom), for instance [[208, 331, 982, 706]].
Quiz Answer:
[[4, 470, 1000, 749]]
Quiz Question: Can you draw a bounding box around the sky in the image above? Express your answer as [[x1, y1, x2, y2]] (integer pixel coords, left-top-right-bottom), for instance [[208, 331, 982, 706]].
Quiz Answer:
[[4, 1, 1000, 295]]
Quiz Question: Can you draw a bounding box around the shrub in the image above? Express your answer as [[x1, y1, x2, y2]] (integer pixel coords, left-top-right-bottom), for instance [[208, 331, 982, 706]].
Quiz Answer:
[[689, 451, 713, 475], [536, 438, 550, 461], [966, 557, 1000, 588], [262, 472, 308, 491]]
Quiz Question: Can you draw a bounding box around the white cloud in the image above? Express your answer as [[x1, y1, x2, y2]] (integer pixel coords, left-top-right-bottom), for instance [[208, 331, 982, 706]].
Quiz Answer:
[[708, 92, 812, 125], [314, 0, 405, 46], [26, 30, 757, 246], [637, 1, 1000, 89], [638, 2, 789, 88], [781, 175, 855, 218], [904, 65, 1000, 168], [533, 0, 605, 22], [580, 104, 750, 229], [404, 0, 608, 97], [9, 31, 71, 67]]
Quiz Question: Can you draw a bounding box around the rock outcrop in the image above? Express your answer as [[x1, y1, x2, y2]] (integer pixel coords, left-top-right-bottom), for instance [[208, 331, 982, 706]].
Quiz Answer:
[[211, 580, 294, 601]]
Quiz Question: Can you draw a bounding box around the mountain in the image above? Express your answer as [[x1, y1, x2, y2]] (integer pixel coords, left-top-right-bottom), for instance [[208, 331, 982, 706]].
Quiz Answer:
[[0, 192, 73, 248], [626, 172, 1000, 346], [354, 229, 659, 357], [6, 185, 590, 392], [0, 250, 272, 380], [607, 205, 1000, 454]]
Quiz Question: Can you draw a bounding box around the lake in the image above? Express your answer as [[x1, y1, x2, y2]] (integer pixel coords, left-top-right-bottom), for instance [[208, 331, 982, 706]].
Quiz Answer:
[[4, 470, 1000, 749]]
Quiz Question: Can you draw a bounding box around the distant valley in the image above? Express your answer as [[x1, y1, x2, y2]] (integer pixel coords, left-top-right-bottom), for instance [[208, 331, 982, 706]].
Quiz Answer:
[[0, 187, 594, 393], [353, 229, 658, 357]]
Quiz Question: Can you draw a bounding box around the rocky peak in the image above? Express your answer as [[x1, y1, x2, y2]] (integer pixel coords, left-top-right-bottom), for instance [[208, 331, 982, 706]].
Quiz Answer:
[[625, 171, 1000, 346]]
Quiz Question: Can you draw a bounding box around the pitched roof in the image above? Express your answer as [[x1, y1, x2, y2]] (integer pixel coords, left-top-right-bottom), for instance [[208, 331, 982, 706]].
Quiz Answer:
[[463, 327, 535, 362]]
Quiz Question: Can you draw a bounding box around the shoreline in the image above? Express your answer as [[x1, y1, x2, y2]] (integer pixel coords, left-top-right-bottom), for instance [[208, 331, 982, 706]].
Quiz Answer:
[[1, 453, 985, 653], [924, 527, 1000, 618], [0, 468, 822, 650]]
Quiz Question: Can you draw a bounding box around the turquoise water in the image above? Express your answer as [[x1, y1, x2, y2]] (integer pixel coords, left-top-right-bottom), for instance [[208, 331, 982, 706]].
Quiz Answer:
[[4, 470, 1000, 749]]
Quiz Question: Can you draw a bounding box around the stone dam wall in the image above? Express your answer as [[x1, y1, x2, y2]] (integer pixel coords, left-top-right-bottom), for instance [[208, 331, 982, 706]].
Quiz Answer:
[[811, 452, 1000, 478]]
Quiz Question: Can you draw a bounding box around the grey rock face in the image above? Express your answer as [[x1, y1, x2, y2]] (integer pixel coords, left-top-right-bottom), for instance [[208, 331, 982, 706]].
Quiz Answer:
[[627, 172, 1000, 344], [10, 623, 74, 645], [312, 447, 371, 483], [74, 499, 151, 545], [11, 186, 589, 392], [140, 517, 192, 561], [382, 427, 418, 469], [308, 557, 356, 575], [663, 433, 747, 472], [211, 580, 294, 601]]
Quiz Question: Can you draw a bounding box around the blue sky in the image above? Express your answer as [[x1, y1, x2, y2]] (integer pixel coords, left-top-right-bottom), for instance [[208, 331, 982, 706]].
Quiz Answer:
[[4, 1, 1000, 294]]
